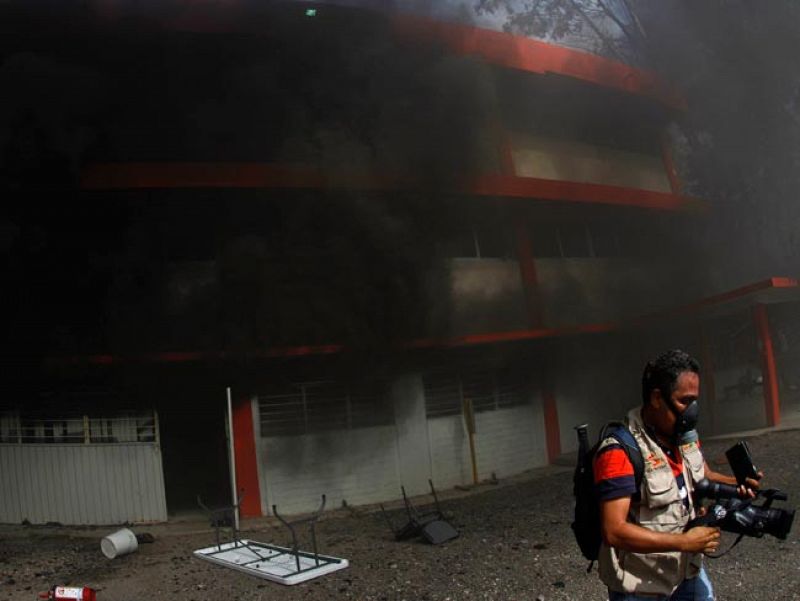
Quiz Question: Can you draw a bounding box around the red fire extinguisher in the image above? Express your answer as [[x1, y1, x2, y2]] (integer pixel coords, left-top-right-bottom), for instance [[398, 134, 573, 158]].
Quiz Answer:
[[38, 586, 97, 601]]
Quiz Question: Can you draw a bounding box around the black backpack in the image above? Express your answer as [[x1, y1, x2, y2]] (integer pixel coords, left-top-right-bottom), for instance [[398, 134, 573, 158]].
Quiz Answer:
[[571, 421, 644, 569]]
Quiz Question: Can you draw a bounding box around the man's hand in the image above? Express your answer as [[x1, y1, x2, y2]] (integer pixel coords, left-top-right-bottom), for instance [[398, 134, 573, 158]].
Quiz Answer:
[[682, 526, 721, 555], [737, 470, 764, 499], [704, 460, 764, 499], [601, 497, 721, 554]]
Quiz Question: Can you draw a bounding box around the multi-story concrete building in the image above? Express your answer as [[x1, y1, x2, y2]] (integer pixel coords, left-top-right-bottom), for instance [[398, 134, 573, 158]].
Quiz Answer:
[[2, 1, 798, 524]]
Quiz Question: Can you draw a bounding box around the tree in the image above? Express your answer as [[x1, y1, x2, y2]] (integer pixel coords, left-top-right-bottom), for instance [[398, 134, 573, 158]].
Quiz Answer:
[[474, 0, 646, 64]]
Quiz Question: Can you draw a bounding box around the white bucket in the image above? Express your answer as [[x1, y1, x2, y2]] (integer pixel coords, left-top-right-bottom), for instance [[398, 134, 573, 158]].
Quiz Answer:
[[101, 528, 139, 559]]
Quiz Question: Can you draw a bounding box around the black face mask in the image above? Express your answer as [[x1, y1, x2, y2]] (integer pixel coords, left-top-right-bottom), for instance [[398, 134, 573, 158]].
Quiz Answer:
[[668, 398, 699, 443]]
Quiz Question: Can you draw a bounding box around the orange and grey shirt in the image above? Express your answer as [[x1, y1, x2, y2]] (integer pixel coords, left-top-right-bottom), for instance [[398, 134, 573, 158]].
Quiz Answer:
[[594, 437, 693, 509]]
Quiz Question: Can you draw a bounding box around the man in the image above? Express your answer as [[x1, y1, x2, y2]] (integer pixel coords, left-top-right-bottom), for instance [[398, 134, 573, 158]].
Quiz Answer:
[[594, 349, 761, 600]]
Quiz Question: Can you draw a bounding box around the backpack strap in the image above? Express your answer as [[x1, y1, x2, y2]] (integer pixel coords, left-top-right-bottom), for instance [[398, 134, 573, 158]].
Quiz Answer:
[[600, 422, 644, 492], [611, 427, 644, 492]]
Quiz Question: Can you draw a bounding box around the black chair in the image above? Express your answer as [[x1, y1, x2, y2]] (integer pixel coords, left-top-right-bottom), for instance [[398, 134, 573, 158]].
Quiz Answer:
[[380, 480, 459, 545]]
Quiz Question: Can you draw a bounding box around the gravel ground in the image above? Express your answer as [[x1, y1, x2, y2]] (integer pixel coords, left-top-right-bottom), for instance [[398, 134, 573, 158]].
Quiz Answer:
[[1, 428, 798, 601]]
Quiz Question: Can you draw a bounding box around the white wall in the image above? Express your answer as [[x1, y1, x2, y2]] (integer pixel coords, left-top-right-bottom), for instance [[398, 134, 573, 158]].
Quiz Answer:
[[260, 426, 401, 515], [391, 375, 433, 496], [256, 374, 549, 515], [447, 258, 528, 335], [474, 403, 546, 479], [426, 415, 471, 488], [444, 257, 658, 335], [510, 132, 671, 193], [426, 403, 547, 487], [0, 443, 167, 525]]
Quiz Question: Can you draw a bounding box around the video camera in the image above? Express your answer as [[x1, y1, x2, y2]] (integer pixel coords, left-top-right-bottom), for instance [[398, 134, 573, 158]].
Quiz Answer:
[[689, 478, 794, 540], [687, 440, 794, 541]]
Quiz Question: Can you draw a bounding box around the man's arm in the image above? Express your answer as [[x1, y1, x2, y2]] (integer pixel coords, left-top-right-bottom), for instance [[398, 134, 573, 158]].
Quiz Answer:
[[703, 460, 762, 498], [600, 495, 720, 554]]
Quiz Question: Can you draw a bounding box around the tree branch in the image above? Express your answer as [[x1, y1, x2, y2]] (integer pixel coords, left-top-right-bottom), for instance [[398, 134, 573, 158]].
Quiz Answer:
[[620, 0, 648, 40], [596, 0, 638, 45], [565, 0, 626, 61]]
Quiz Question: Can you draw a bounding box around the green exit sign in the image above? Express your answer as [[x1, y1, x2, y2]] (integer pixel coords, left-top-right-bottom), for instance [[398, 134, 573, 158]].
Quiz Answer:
[[305, 8, 317, 17]]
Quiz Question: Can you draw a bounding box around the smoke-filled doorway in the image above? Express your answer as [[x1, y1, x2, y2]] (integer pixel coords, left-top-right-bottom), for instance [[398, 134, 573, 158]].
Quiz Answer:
[[157, 383, 232, 516]]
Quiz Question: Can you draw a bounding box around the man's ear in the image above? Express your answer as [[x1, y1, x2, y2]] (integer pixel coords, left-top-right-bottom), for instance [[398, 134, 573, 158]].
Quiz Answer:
[[650, 388, 663, 409]]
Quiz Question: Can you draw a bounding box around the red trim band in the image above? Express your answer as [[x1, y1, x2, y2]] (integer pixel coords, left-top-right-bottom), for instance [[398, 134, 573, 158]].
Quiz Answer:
[[81, 162, 702, 212], [391, 15, 686, 110], [45, 278, 798, 366]]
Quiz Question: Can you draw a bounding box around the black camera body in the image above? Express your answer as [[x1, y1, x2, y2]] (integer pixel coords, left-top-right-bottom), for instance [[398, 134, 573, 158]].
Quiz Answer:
[[687, 439, 794, 541], [689, 478, 795, 540]]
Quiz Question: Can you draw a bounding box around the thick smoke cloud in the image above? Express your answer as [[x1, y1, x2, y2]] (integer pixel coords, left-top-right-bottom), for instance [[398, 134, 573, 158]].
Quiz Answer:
[[0, 1, 502, 357]]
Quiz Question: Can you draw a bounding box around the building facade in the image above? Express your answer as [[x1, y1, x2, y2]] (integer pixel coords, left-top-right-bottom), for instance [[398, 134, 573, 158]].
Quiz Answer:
[[2, 1, 798, 523]]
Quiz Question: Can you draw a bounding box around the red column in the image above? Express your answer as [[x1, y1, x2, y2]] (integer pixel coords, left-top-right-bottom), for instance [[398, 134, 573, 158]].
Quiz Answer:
[[514, 216, 544, 329], [753, 304, 781, 427], [232, 398, 263, 517], [514, 212, 560, 460]]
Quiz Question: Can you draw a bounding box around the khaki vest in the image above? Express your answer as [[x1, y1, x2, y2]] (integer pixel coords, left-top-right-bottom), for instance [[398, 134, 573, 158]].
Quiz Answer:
[[598, 407, 706, 596]]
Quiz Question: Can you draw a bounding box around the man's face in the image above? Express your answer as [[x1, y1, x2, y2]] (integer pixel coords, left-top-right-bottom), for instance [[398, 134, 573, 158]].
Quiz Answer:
[[652, 371, 700, 440]]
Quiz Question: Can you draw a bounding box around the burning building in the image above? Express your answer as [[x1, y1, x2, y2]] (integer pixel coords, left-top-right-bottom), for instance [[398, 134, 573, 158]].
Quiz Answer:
[[1, 1, 799, 525]]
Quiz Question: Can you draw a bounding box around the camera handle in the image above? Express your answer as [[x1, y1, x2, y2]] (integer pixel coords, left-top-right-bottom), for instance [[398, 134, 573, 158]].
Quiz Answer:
[[760, 488, 787, 508]]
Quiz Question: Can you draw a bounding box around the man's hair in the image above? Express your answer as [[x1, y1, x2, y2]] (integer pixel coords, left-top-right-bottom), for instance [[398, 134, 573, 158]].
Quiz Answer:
[[641, 349, 700, 405]]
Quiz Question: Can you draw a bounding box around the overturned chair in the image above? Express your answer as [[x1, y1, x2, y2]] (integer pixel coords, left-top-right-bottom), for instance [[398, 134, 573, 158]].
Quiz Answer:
[[380, 479, 459, 545]]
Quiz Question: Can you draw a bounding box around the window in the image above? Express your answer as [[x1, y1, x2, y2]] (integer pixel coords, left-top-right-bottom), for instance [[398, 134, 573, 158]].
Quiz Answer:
[[0, 413, 19, 443], [440, 228, 479, 258], [558, 223, 591, 257], [258, 378, 393, 437], [422, 373, 464, 417], [591, 226, 621, 257], [461, 372, 496, 413], [442, 226, 514, 259], [257, 385, 306, 437], [423, 369, 529, 418], [304, 382, 350, 432], [348, 379, 395, 429], [0, 412, 158, 444], [530, 224, 562, 258], [89, 413, 157, 443], [529, 220, 643, 258], [476, 226, 514, 259]]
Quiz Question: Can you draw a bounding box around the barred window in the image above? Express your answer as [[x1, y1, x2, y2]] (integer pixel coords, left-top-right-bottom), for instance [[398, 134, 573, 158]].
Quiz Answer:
[[422, 373, 463, 418], [348, 379, 394, 429], [256, 385, 305, 437], [0, 413, 20, 443], [424, 369, 528, 418], [305, 382, 350, 432], [461, 372, 496, 413], [258, 378, 393, 437], [0, 412, 158, 444], [495, 369, 527, 409], [89, 413, 157, 443]]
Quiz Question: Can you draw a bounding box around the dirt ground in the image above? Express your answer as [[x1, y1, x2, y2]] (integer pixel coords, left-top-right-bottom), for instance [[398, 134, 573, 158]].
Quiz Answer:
[[1, 428, 799, 601]]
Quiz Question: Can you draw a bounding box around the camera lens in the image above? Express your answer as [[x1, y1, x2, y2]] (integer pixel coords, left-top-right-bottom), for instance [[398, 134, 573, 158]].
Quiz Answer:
[[767, 507, 795, 540]]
